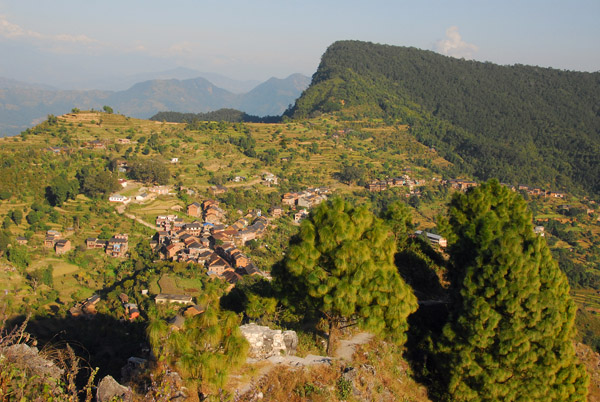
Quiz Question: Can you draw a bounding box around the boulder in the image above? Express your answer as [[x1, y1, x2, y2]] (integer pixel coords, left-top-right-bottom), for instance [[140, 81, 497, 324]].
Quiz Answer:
[[240, 324, 298, 359], [96, 375, 132, 402], [4, 344, 63, 380]]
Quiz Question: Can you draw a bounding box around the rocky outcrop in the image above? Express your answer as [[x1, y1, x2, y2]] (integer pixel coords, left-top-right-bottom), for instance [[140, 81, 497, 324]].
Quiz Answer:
[[240, 323, 298, 359], [96, 375, 132, 402], [3, 343, 63, 379]]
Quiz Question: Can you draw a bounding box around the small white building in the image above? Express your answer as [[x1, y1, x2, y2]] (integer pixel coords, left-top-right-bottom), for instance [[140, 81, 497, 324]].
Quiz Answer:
[[109, 194, 130, 203], [415, 230, 447, 248]]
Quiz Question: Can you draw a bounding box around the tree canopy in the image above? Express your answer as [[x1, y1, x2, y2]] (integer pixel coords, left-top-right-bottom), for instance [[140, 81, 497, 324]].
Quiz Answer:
[[436, 180, 588, 401], [147, 282, 248, 396], [276, 198, 417, 354], [127, 158, 170, 185]]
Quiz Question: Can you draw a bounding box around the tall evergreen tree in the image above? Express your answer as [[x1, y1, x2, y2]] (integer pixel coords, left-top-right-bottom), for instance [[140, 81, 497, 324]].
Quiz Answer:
[[277, 198, 417, 355], [437, 180, 588, 401]]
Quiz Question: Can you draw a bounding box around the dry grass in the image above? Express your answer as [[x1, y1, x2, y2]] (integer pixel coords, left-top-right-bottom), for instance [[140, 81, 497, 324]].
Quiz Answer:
[[575, 342, 600, 402], [233, 337, 432, 402], [29, 258, 79, 277], [158, 274, 181, 294]]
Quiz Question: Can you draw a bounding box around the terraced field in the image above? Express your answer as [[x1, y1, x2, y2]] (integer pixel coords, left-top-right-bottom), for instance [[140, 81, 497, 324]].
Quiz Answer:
[[572, 289, 600, 312]]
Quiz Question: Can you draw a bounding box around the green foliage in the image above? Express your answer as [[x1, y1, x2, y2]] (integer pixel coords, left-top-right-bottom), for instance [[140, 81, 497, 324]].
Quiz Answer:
[[436, 180, 589, 401], [336, 376, 352, 399], [46, 174, 79, 206], [6, 246, 30, 270], [0, 190, 11, 200], [9, 209, 23, 226], [289, 40, 600, 195], [78, 168, 120, 198], [150, 108, 281, 124], [28, 265, 54, 289], [381, 200, 413, 247], [102, 105, 113, 114], [336, 163, 367, 185], [0, 230, 11, 254], [276, 198, 417, 354], [128, 158, 170, 185], [147, 283, 249, 394]]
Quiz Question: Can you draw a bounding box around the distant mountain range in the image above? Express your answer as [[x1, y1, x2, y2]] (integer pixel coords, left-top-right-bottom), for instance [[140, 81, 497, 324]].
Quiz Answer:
[[0, 73, 310, 136]]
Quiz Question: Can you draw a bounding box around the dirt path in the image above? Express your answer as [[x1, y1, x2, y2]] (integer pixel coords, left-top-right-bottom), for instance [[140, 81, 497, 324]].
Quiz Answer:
[[123, 213, 156, 230], [234, 332, 372, 397], [334, 332, 374, 362], [114, 204, 156, 230]]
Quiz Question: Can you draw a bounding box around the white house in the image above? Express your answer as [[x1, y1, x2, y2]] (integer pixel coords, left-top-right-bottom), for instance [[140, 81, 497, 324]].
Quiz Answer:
[[415, 230, 447, 248], [109, 194, 130, 203]]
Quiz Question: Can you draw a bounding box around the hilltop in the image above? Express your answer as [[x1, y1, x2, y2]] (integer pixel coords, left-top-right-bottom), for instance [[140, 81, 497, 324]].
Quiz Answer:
[[287, 40, 600, 196]]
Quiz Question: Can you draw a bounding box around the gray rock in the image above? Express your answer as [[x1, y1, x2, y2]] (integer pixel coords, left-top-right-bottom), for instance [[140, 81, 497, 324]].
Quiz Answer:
[[96, 375, 132, 402], [4, 344, 63, 380], [283, 330, 298, 354], [240, 324, 298, 359]]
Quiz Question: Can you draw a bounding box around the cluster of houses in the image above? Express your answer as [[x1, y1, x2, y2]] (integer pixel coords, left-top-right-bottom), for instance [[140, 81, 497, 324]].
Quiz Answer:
[[280, 187, 331, 223], [119, 293, 140, 321], [446, 179, 478, 191], [366, 175, 567, 200], [367, 176, 425, 193], [282, 187, 331, 209], [152, 200, 269, 288], [448, 180, 566, 198], [509, 184, 565, 199], [84, 140, 106, 150], [44, 230, 72, 255], [86, 234, 129, 258]]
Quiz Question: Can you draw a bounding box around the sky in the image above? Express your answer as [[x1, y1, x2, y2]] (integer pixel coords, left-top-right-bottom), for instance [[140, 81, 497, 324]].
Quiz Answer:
[[0, 0, 599, 89]]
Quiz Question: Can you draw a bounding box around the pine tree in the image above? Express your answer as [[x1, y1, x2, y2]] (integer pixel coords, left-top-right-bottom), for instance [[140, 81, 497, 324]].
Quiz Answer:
[[437, 180, 588, 401], [277, 198, 417, 355], [146, 282, 249, 396]]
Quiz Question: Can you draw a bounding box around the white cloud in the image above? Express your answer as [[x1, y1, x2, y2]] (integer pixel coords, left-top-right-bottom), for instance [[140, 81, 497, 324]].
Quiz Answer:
[[0, 14, 41, 39], [54, 33, 98, 44], [0, 15, 100, 48], [435, 26, 478, 59]]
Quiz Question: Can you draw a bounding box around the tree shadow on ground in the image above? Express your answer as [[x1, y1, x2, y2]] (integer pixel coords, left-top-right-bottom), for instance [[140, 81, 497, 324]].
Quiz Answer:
[[9, 312, 148, 390], [395, 237, 450, 401]]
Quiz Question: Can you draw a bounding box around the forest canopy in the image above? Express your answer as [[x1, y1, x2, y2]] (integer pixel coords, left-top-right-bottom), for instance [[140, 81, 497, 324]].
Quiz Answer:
[[288, 40, 600, 195]]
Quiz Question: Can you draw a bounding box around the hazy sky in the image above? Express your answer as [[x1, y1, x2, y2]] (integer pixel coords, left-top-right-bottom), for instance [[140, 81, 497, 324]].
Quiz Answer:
[[1, 0, 598, 88]]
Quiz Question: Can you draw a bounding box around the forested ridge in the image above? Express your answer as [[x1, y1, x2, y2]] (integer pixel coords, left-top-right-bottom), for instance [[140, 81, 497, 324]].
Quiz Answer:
[[150, 108, 281, 124], [289, 40, 600, 195]]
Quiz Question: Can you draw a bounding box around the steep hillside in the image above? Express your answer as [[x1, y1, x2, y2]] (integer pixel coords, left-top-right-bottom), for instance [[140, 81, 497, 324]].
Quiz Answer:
[[288, 40, 600, 195]]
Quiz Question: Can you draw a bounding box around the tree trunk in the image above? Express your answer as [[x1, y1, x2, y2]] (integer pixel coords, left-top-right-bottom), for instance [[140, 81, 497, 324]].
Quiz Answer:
[[326, 318, 339, 356]]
